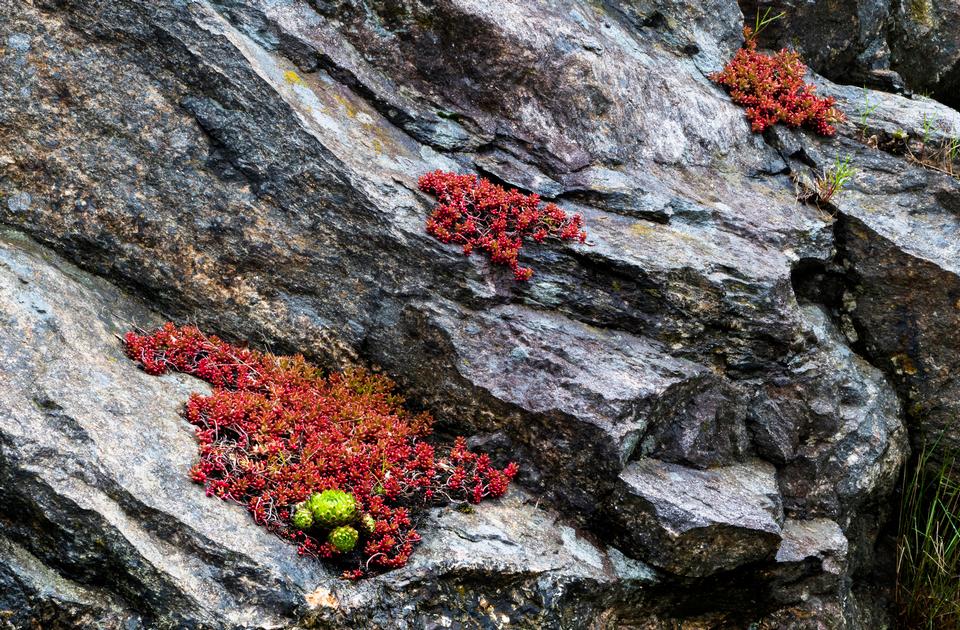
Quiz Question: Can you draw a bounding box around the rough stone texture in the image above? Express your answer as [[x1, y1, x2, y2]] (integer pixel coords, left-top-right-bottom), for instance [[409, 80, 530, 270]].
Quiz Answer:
[[890, 0, 960, 107], [771, 305, 905, 522], [737, 0, 898, 89], [0, 0, 956, 626], [839, 214, 960, 457], [779, 81, 960, 469], [611, 458, 783, 576], [739, 0, 960, 105], [777, 518, 848, 571], [0, 230, 655, 629]]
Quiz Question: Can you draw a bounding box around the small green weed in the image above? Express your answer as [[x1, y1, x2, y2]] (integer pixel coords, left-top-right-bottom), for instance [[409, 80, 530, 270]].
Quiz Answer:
[[859, 86, 880, 132]]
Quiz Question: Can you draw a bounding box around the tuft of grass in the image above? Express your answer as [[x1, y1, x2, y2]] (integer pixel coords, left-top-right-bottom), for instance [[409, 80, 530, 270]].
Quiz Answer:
[[947, 137, 960, 163], [902, 125, 960, 178], [859, 106, 960, 180], [859, 86, 880, 132], [896, 441, 960, 629], [815, 155, 855, 205], [921, 114, 937, 150], [749, 7, 787, 39], [939, 137, 960, 177]]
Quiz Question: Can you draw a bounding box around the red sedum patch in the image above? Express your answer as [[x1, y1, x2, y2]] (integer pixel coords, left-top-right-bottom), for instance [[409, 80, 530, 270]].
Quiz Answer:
[[125, 323, 518, 578], [711, 27, 845, 136], [419, 170, 587, 281]]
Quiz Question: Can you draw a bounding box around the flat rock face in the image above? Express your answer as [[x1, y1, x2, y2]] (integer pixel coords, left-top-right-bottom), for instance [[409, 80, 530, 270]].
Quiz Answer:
[[777, 518, 848, 570], [0, 0, 955, 626]]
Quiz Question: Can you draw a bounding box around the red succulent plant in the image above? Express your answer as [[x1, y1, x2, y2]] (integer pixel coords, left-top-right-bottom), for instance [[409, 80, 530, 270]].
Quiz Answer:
[[124, 323, 518, 578], [419, 170, 586, 281], [711, 27, 844, 136]]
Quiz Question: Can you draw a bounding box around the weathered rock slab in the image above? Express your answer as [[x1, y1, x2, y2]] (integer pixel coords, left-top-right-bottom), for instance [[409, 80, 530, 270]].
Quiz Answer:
[[611, 458, 783, 577]]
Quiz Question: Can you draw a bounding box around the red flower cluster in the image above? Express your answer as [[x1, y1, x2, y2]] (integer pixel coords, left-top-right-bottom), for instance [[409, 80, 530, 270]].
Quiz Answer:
[[124, 324, 518, 578], [711, 27, 844, 136], [419, 170, 587, 281]]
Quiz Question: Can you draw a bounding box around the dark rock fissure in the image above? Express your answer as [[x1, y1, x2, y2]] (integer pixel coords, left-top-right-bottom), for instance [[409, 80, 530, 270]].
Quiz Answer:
[[790, 231, 871, 364], [789, 212, 921, 611]]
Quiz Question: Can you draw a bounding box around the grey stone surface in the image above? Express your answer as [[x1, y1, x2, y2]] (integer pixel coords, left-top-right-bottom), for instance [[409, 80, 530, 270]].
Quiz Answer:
[[611, 458, 783, 576], [771, 305, 906, 522], [777, 518, 848, 571], [0, 0, 956, 626], [0, 230, 656, 628]]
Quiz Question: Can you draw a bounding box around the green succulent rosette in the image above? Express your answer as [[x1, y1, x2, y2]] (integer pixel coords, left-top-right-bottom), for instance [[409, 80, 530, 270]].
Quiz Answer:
[[328, 525, 359, 553], [307, 489, 357, 527], [292, 504, 314, 530]]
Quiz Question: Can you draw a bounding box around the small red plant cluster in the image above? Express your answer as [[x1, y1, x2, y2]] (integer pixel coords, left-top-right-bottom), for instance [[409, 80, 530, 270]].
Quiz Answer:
[[124, 324, 518, 578], [419, 170, 586, 281], [711, 27, 844, 136]]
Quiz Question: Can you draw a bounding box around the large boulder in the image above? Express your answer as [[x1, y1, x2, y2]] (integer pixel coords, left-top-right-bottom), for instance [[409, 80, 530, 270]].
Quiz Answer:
[[738, 0, 960, 104], [0, 230, 656, 628], [0, 0, 954, 625]]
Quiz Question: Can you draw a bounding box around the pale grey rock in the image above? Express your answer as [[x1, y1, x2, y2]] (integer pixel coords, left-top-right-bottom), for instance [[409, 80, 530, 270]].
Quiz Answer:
[[777, 518, 848, 572]]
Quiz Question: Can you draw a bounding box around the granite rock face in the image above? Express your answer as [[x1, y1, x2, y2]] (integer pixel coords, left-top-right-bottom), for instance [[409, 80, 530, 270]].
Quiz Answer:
[[0, 0, 957, 626]]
